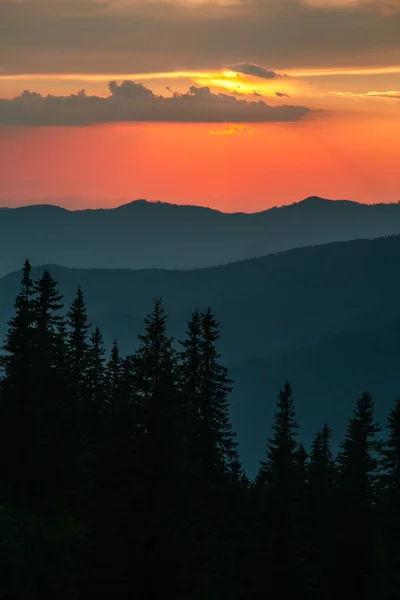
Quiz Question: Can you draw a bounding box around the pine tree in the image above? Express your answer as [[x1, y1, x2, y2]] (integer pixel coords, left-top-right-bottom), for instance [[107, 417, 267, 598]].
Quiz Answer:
[[179, 308, 241, 597], [1, 259, 35, 384], [380, 399, 400, 598], [257, 381, 298, 486], [253, 382, 304, 595], [179, 308, 202, 413], [86, 326, 106, 413], [336, 391, 383, 598], [66, 286, 90, 391], [33, 269, 65, 360], [295, 442, 308, 481], [28, 268, 69, 509], [309, 424, 336, 500], [198, 308, 238, 483], [337, 391, 382, 509], [0, 260, 35, 500], [307, 425, 337, 598], [382, 398, 400, 492], [132, 298, 186, 596], [106, 341, 123, 408]]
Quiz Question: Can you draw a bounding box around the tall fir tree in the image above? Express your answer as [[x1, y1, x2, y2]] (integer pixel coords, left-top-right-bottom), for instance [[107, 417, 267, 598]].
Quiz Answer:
[[178, 308, 241, 597], [86, 326, 106, 413], [33, 268, 65, 358], [198, 308, 238, 483], [28, 268, 69, 509], [66, 286, 90, 392], [0, 260, 35, 500], [306, 424, 337, 598], [253, 382, 306, 596], [179, 308, 202, 413], [132, 298, 187, 597], [380, 398, 400, 598], [106, 341, 123, 408], [257, 381, 298, 486], [336, 391, 383, 599]]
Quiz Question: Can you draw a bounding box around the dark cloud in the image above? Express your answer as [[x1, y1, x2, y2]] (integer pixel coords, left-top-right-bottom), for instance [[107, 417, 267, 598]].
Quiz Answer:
[[0, 1, 400, 74], [276, 91, 290, 97], [0, 81, 313, 125], [227, 62, 281, 80]]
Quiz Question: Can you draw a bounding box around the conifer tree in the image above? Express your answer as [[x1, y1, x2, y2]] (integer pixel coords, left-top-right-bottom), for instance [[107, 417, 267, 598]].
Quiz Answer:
[[337, 391, 382, 508], [254, 382, 304, 595], [198, 308, 238, 483], [66, 286, 90, 390], [33, 269, 65, 358], [178, 307, 241, 598], [0, 260, 35, 499], [106, 341, 123, 408], [132, 299, 186, 595], [179, 308, 202, 413], [86, 326, 106, 412], [1, 259, 35, 383], [382, 398, 400, 491], [380, 399, 400, 598], [27, 268, 69, 508], [307, 425, 337, 598], [295, 442, 308, 481], [309, 424, 336, 500], [257, 381, 298, 486], [336, 391, 383, 598]]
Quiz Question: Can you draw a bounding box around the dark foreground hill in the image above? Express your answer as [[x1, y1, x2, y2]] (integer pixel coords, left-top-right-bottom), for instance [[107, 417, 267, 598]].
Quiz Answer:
[[2, 195, 400, 276], [1, 234, 400, 475]]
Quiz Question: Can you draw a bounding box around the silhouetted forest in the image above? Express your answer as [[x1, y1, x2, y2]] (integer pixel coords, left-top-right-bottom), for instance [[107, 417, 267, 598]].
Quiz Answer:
[[1, 261, 400, 599]]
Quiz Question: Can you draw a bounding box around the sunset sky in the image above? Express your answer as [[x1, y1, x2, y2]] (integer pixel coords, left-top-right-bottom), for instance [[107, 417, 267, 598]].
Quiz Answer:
[[1, 0, 400, 211]]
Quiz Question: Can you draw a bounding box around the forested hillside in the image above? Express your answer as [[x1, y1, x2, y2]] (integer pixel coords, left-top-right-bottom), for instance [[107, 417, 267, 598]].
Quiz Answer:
[[1, 235, 399, 474], [1, 262, 399, 599]]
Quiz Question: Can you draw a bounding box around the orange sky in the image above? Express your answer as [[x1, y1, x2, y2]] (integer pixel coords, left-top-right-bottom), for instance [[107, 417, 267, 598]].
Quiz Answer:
[[1, 112, 399, 211], [1, 0, 400, 210]]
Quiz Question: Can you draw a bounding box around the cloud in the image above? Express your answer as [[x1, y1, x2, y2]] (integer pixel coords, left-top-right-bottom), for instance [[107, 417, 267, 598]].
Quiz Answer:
[[304, 0, 400, 13], [209, 123, 262, 135], [1, 0, 400, 75], [330, 90, 400, 100], [0, 81, 313, 125], [276, 91, 290, 97], [226, 63, 282, 80]]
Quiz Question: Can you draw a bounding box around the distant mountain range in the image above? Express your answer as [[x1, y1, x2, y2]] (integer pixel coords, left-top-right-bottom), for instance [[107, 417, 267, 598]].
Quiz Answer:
[[1, 234, 400, 476], [2, 196, 400, 277]]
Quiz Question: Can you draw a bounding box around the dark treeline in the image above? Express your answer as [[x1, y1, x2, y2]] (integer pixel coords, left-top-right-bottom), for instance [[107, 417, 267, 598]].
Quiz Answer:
[[1, 261, 400, 599]]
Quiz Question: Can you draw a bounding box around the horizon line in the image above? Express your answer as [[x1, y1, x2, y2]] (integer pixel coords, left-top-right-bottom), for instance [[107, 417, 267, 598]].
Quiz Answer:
[[0, 196, 399, 214]]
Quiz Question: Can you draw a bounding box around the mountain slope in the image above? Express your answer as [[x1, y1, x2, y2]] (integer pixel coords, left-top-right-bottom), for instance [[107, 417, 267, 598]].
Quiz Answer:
[[2, 196, 400, 275], [1, 234, 400, 475]]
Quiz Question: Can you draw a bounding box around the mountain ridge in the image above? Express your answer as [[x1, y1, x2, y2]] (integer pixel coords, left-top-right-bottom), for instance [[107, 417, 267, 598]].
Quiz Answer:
[[0, 195, 389, 214], [2, 195, 400, 277]]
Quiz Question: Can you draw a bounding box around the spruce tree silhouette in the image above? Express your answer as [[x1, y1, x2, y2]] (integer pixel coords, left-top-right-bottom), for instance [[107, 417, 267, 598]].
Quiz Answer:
[[66, 286, 91, 392], [131, 298, 187, 596], [0, 259, 35, 502], [29, 269, 68, 509], [336, 391, 383, 599], [86, 326, 106, 412], [178, 308, 241, 598], [380, 398, 400, 599], [106, 341, 123, 407], [254, 382, 306, 595], [307, 424, 337, 598]]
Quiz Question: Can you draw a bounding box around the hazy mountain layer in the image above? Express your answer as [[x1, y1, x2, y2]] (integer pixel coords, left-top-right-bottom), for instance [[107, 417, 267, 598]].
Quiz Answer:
[[1, 234, 399, 474], [2, 196, 400, 276]]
